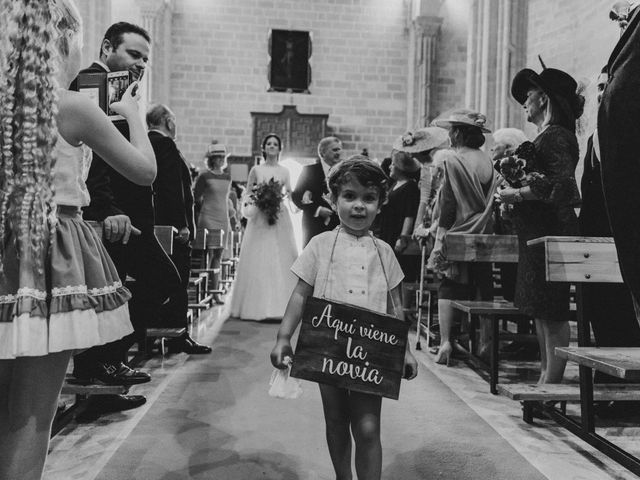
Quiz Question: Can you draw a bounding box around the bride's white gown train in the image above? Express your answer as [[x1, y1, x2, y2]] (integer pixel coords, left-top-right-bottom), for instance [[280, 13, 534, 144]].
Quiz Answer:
[[230, 164, 298, 321]]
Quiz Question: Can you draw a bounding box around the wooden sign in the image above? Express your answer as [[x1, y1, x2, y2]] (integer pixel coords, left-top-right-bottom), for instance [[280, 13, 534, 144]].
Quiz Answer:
[[290, 297, 409, 400]]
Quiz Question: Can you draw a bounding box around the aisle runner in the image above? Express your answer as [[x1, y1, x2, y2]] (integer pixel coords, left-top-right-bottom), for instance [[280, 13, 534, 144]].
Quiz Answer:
[[84, 319, 545, 480]]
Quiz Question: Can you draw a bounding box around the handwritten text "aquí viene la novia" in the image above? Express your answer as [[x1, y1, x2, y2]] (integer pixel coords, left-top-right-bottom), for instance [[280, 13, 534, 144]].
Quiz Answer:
[[311, 303, 400, 385], [311, 303, 399, 344]]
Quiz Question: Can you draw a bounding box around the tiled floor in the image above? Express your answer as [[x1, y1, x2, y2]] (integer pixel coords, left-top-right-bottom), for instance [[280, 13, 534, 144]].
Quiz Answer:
[[44, 307, 640, 480], [416, 337, 640, 480]]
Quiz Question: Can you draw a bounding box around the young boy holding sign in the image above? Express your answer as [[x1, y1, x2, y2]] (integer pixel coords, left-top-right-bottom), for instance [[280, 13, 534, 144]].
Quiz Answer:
[[271, 156, 418, 480]]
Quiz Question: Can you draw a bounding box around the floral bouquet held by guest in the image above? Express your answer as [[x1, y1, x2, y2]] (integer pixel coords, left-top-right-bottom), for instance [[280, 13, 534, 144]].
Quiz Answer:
[[243, 178, 285, 225], [495, 140, 537, 188], [494, 141, 544, 216]]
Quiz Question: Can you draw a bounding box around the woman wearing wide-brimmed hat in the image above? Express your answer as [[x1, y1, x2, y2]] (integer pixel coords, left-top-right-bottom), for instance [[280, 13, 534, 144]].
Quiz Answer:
[[499, 63, 583, 384], [194, 143, 233, 304], [427, 109, 499, 365], [391, 127, 450, 242]]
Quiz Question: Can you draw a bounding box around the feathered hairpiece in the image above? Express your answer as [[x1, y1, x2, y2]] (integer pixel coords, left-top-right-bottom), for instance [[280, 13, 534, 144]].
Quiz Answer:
[[538, 55, 547, 70]]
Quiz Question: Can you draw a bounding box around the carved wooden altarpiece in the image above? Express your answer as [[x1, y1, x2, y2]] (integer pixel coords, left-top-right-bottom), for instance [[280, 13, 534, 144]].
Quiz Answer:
[[251, 105, 328, 160]]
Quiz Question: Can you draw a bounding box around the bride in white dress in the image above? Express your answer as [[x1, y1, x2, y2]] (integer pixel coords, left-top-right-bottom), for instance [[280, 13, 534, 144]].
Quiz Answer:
[[230, 133, 299, 321]]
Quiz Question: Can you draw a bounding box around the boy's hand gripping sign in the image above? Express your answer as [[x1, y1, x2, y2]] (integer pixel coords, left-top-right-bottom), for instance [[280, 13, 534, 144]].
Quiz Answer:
[[290, 297, 409, 400]]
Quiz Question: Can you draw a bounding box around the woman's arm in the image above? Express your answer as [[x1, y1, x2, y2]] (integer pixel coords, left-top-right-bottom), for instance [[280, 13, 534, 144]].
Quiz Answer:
[[59, 85, 156, 186], [193, 174, 207, 203], [413, 202, 427, 237], [246, 167, 258, 193], [395, 216, 416, 252], [271, 279, 314, 368]]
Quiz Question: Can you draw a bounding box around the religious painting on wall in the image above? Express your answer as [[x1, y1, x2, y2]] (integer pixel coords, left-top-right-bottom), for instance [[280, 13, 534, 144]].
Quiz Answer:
[[268, 29, 312, 93]]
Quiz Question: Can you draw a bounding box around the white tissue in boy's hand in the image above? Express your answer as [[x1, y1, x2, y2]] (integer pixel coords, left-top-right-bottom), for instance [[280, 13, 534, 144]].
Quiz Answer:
[[268, 356, 303, 399], [301, 190, 313, 204]]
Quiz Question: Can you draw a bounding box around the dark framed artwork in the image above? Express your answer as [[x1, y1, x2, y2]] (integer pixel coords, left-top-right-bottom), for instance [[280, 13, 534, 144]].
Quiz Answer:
[[268, 29, 312, 93]]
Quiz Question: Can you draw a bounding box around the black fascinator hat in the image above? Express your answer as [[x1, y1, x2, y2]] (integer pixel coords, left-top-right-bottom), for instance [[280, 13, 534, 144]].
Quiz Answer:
[[511, 56, 584, 121]]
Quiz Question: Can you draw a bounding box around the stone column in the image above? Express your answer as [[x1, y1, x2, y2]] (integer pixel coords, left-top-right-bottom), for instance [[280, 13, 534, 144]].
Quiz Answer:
[[136, 0, 172, 106], [407, 15, 442, 128], [465, 0, 526, 129], [77, 0, 112, 68]]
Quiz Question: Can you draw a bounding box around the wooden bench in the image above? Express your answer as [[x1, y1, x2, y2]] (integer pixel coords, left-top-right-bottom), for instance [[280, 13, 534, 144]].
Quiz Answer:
[[451, 299, 533, 394], [554, 346, 640, 475], [517, 236, 640, 475], [442, 234, 535, 392], [154, 225, 177, 255], [146, 327, 187, 355], [192, 227, 226, 297], [54, 375, 130, 435], [188, 274, 213, 315], [498, 382, 640, 424], [61, 375, 128, 396]]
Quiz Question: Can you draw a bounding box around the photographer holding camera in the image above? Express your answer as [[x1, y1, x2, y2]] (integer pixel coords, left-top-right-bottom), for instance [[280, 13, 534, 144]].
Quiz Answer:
[[69, 22, 209, 417]]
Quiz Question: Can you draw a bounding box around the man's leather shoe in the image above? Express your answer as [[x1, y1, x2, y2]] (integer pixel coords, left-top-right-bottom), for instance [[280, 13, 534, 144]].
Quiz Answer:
[[169, 335, 212, 354], [93, 362, 151, 386], [76, 394, 146, 422]]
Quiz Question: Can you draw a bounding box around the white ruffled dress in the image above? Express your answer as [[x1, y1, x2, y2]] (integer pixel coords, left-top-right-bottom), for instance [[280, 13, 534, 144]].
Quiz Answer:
[[0, 135, 133, 358]]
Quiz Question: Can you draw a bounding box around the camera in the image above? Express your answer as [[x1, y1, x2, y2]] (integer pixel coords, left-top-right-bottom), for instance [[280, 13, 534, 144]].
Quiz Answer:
[[74, 70, 131, 120]]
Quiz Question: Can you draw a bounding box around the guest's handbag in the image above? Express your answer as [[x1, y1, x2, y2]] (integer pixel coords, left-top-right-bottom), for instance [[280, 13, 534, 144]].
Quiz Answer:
[[290, 229, 410, 400]]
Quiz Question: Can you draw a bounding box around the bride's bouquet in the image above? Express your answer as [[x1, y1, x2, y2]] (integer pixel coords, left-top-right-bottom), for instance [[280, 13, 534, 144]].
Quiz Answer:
[[244, 178, 285, 225]]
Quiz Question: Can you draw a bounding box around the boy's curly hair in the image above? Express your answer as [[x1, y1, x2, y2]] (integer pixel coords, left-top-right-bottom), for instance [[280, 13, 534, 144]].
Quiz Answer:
[[326, 155, 389, 205]]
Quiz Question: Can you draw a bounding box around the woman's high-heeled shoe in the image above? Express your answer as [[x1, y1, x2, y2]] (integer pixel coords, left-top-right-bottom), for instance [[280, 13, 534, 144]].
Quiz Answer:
[[434, 341, 453, 366]]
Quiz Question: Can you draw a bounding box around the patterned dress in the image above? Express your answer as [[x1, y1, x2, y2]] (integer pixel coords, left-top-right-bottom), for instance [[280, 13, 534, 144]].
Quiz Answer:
[[0, 135, 132, 358], [511, 125, 581, 322]]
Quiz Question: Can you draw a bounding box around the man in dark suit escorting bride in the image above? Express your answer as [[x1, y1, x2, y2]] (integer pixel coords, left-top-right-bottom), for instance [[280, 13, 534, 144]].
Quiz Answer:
[[292, 136, 342, 246]]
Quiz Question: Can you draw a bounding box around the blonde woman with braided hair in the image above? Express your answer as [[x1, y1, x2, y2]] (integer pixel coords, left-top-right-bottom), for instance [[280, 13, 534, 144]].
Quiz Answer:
[[0, 0, 156, 478]]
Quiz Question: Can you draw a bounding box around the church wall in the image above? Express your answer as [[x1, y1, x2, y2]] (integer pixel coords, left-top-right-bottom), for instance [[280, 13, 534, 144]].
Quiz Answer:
[[524, 0, 619, 147], [168, 0, 410, 163], [431, 0, 470, 120]]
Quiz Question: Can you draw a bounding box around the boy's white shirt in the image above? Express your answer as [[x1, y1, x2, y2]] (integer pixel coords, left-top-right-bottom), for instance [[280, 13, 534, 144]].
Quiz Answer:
[[291, 228, 404, 315]]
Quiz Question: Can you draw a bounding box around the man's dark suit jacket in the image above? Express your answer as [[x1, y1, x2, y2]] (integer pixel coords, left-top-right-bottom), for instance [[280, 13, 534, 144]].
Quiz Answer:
[[579, 134, 640, 360], [291, 160, 339, 247], [598, 5, 640, 313], [71, 62, 155, 234], [149, 131, 195, 241]]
